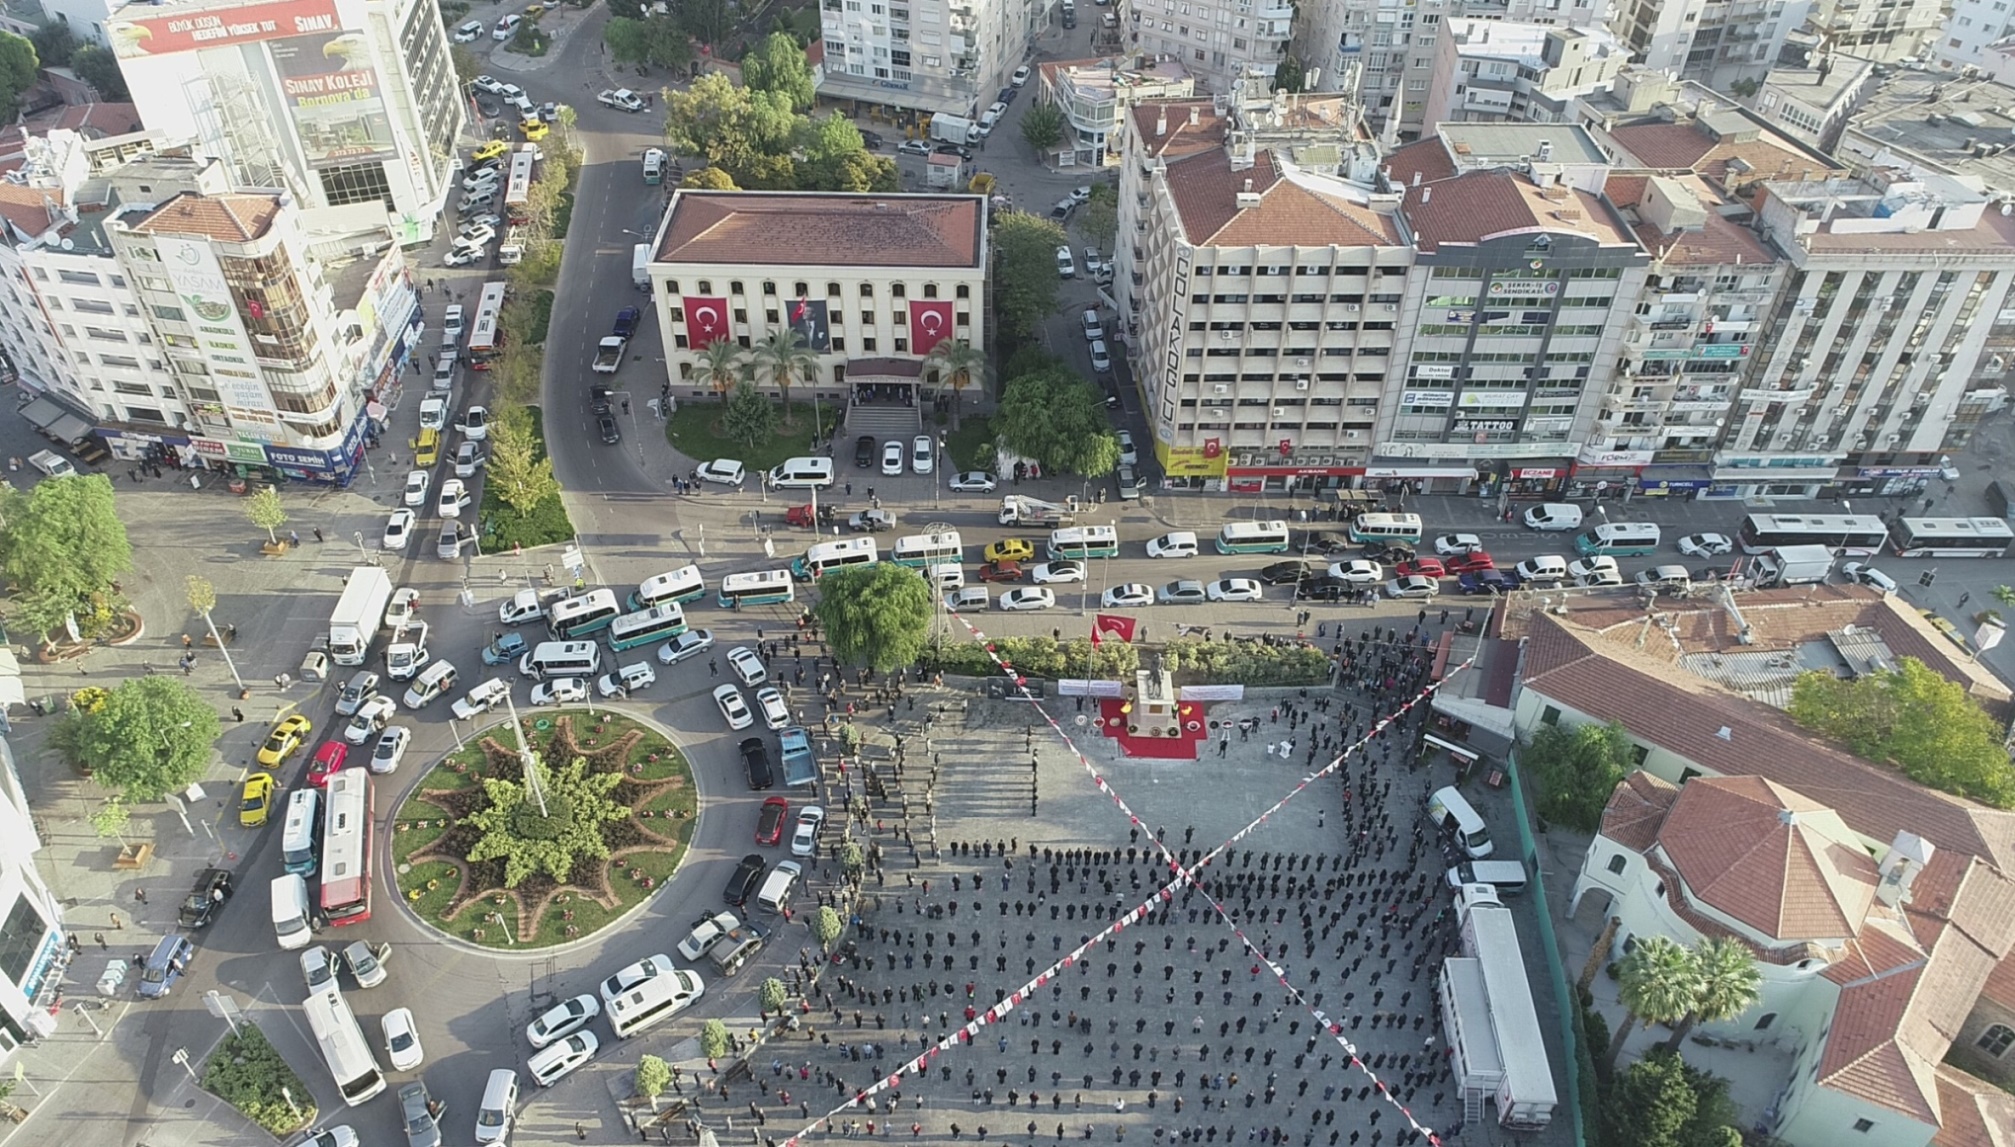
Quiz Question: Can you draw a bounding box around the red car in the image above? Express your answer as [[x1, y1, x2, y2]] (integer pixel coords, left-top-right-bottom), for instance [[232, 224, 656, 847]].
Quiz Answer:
[[307, 741, 348, 788], [977, 561, 1024, 583], [1394, 558, 1446, 579], [1443, 553, 1496, 575], [756, 796, 790, 846]]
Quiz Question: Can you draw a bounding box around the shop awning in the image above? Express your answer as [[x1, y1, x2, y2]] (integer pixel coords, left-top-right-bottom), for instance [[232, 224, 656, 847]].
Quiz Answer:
[[1638, 464, 1712, 489], [45, 413, 94, 444], [17, 396, 62, 430], [1420, 732, 1478, 764]]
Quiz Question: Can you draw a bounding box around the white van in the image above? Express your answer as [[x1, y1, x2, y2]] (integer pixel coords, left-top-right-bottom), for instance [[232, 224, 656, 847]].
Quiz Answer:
[[493, 13, 522, 39], [1574, 521, 1662, 556], [280, 789, 322, 876], [403, 660, 459, 709], [924, 562, 965, 590], [945, 586, 989, 612], [519, 641, 602, 680], [607, 968, 705, 1038], [452, 678, 511, 721], [476, 1069, 518, 1145], [1145, 531, 1200, 559], [271, 874, 313, 950], [1522, 503, 1584, 532], [1443, 860, 1528, 895], [768, 457, 835, 490], [756, 859, 802, 915], [1428, 786, 1494, 859]]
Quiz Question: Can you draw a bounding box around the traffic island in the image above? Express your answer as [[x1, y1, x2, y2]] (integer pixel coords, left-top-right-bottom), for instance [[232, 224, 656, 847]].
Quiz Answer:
[[390, 711, 696, 950]]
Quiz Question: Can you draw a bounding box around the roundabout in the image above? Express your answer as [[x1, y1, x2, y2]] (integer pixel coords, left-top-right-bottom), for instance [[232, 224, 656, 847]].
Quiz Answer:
[[390, 708, 697, 950]]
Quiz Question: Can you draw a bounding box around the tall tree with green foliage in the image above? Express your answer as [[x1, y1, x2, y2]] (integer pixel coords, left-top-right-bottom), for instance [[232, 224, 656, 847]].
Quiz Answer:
[[814, 563, 934, 672], [699, 1018, 731, 1058], [71, 44, 127, 99], [992, 211, 1068, 337], [1600, 1050, 1699, 1147], [721, 381, 781, 449], [53, 676, 220, 803], [1080, 184, 1119, 252], [1788, 658, 2015, 806], [753, 329, 818, 416], [683, 166, 738, 190], [604, 16, 692, 71], [634, 1053, 672, 1106], [1664, 938, 1761, 1049], [244, 485, 288, 545], [29, 23, 72, 67], [812, 905, 844, 949], [1608, 936, 1702, 1068], [742, 31, 816, 110], [1523, 719, 1633, 832], [759, 977, 789, 1016], [1272, 55, 1306, 93], [1020, 104, 1066, 152], [925, 340, 987, 429], [0, 33, 37, 119], [995, 363, 1120, 476], [0, 472, 134, 646], [464, 756, 631, 888], [663, 72, 799, 174], [679, 0, 734, 48], [697, 340, 748, 400], [485, 406, 562, 517]]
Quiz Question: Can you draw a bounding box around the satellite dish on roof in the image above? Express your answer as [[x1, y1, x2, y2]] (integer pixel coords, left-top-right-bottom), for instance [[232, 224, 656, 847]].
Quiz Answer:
[[59, 239, 72, 250]]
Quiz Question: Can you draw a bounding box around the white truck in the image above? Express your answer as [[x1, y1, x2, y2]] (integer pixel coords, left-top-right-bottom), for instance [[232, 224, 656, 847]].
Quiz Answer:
[[1752, 544, 1834, 587], [27, 450, 76, 478], [998, 494, 1079, 527], [929, 112, 979, 145], [597, 88, 644, 112], [592, 336, 627, 373], [328, 566, 393, 667], [631, 243, 651, 291], [1438, 884, 1557, 1130]]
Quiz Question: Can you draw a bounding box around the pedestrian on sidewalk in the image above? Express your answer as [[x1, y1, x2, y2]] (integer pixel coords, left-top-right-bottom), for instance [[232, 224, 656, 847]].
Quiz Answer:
[[134, 888, 147, 905]]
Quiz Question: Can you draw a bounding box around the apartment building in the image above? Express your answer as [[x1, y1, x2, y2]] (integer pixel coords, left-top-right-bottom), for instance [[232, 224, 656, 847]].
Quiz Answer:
[[1034, 57, 1195, 168], [1933, 0, 2015, 71], [1747, 51, 1878, 154], [0, 737, 69, 1062], [1421, 20, 1629, 129], [1606, 0, 1812, 90], [1123, 0, 1293, 97], [1802, 0, 1945, 62], [819, 0, 1035, 117], [1835, 73, 2015, 200]]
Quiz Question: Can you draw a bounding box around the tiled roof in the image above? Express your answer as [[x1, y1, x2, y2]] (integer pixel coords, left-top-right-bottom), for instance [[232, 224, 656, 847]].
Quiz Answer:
[[1608, 121, 1839, 190], [0, 183, 66, 238], [1817, 919, 1940, 1123], [657, 192, 984, 269], [1401, 169, 1639, 253], [1978, 950, 2015, 1010], [1605, 173, 1777, 267], [1129, 100, 1229, 162], [130, 192, 281, 242], [1655, 776, 1878, 941], [1382, 138, 1457, 189], [1162, 147, 1402, 248], [1598, 770, 1678, 853], [1931, 1064, 2015, 1147]]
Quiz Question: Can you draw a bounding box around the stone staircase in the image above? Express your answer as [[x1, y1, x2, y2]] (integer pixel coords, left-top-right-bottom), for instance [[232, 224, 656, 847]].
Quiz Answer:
[[844, 402, 923, 442]]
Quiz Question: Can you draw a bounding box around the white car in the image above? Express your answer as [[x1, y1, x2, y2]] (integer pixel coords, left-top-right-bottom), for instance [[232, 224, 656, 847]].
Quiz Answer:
[[1328, 560, 1384, 584], [1570, 556, 1623, 587], [1011, 65, 1032, 85], [755, 686, 789, 729], [1157, 580, 1207, 605], [453, 19, 485, 42], [727, 646, 766, 686], [1636, 565, 1692, 592], [344, 696, 397, 744], [949, 471, 997, 493], [530, 678, 587, 706], [1385, 575, 1441, 599], [597, 664, 656, 697], [1081, 309, 1105, 341], [370, 726, 410, 775], [461, 170, 501, 193], [791, 806, 825, 857], [1434, 534, 1484, 557], [471, 74, 504, 94], [714, 684, 754, 730], [1677, 533, 1734, 557], [402, 470, 431, 507], [1116, 429, 1138, 466], [381, 1006, 425, 1070], [438, 478, 469, 518], [911, 434, 934, 475], [657, 629, 716, 665], [998, 586, 1057, 611], [383, 509, 417, 550], [459, 405, 490, 441], [442, 247, 483, 268], [454, 442, 486, 478], [384, 587, 420, 630], [695, 459, 746, 487], [1206, 578, 1263, 603], [457, 222, 497, 248], [880, 440, 904, 475], [1089, 340, 1112, 375], [1082, 248, 1104, 278], [1102, 583, 1153, 608], [1031, 560, 1085, 584], [1056, 245, 1075, 278], [598, 953, 677, 1006], [301, 945, 339, 992], [526, 993, 601, 1050], [418, 397, 449, 432], [1841, 561, 1898, 594], [678, 912, 742, 960], [1070, 185, 1093, 205]]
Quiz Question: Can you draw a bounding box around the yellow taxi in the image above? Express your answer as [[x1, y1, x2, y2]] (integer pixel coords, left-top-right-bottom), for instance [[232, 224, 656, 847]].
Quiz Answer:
[[984, 538, 1035, 564], [471, 140, 510, 164], [522, 2, 547, 15], [520, 117, 549, 141], [256, 714, 313, 769], [239, 773, 276, 827]]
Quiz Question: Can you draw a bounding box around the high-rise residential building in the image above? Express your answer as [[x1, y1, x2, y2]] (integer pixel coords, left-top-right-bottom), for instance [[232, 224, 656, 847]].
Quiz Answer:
[[1606, 0, 1811, 92], [1835, 72, 2015, 201], [1421, 20, 1629, 129], [1933, 0, 2015, 71], [0, 736, 73, 1060], [1031, 56, 1194, 168], [103, 0, 464, 243], [1120, 0, 1293, 97], [1747, 50, 1877, 154], [817, 0, 1036, 118], [1800, 0, 1945, 62]]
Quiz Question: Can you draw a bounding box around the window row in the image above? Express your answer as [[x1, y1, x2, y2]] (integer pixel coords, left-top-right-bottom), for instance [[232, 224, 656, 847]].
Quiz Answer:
[[670, 279, 971, 300]]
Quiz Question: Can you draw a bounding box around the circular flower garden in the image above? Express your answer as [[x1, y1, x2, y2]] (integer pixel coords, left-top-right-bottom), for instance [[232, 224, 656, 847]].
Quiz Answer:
[[391, 711, 696, 949]]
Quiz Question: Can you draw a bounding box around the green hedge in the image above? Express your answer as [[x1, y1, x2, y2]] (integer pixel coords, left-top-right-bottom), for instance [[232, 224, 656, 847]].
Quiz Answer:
[[1160, 638, 1332, 685], [923, 637, 1138, 680], [479, 405, 576, 551], [202, 1023, 315, 1135], [922, 637, 1331, 685]]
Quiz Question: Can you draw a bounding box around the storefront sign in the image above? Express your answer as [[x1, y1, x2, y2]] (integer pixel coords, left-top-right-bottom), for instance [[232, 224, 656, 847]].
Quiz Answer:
[[1411, 365, 1456, 380], [1401, 389, 1454, 406], [1452, 419, 1517, 433], [1857, 466, 1943, 478], [1514, 468, 1557, 479], [1487, 280, 1559, 297], [1578, 447, 1655, 466], [1156, 439, 1229, 479], [1457, 391, 1526, 409]]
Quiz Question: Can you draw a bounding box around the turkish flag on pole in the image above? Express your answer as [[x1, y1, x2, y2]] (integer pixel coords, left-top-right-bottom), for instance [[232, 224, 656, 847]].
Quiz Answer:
[[683, 296, 729, 349], [910, 300, 955, 356], [1091, 614, 1137, 647]]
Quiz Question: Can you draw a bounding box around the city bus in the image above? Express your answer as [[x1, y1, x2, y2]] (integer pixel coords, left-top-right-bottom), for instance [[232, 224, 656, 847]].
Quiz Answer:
[[629, 565, 707, 610], [1215, 520, 1291, 555], [1347, 512, 1423, 547], [1046, 525, 1121, 560], [503, 147, 536, 226], [303, 986, 386, 1106], [606, 602, 689, 652], [465, 281, 508, 369], [318, 770, 373, 927], [890, 531, 964, 570], [546, 588, 621, 639], [718, 569, 796, 609], [280, 788, 321, 876], [1890, 516, 2015, 558], [792, 538, 878, 581], [1737, 513, 1889, 556]]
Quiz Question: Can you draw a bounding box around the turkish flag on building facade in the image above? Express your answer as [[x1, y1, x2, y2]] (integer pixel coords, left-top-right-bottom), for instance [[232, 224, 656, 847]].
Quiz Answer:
[[910, 300, 955, 356], [683, 296, 729, 349], [1091, 614, 1137, 647]]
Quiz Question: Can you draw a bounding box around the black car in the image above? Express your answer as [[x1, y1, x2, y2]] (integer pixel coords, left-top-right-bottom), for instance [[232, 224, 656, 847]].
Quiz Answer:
[[860, 130, 886, 149], [1258, 560, 1313, 586], [1289, 530, 1352, 556], [1365, 542, 1416, 564], [724, 853, 768, 906], [741, 736, 774, 790], [178, 867, 235, 928], [589, 385, 612, 415], [1062, 11, 1077, 27], [933, 142, 972, 160], [1295, 575, 1352, 601], [598, 415, 621, 444], [997, 86, 1016, 105], [854, 434, 877, 468]]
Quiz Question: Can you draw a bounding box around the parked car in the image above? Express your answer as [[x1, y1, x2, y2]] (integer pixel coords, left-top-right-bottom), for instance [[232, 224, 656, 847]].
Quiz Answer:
[[178, 867, 235, 928]]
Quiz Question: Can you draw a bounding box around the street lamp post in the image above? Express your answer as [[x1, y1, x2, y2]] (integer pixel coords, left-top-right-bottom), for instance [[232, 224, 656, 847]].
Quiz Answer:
[[352, 531, 368, 564]]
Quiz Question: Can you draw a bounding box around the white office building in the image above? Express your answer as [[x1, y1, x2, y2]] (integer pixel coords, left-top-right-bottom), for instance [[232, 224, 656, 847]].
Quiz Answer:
[[0, 736, 71, 1060], [818, 0, 1036, 117], [1421, 20, 1629, 129], [1122, 0, 1293, 97]]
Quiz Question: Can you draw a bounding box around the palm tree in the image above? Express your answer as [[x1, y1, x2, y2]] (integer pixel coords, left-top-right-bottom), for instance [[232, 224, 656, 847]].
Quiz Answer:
[[926, 339, 987, 430], [754, 329, 817, 425], [696, 340, 746, 402], [1664, 937, 1762, 1049], [1607, 935, 1701, 1068]]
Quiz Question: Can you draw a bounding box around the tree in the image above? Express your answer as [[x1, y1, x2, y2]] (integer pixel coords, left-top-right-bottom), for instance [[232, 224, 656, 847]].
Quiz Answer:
[[185, 575, 245, 693], [30, 23, 72, 67], [696, 339, 747, 400], [925, 340, 987, 429], [605, 15, 691, 70], [1788, 658, 2015, 806], [1021, 104, 1066, 153], [603, 16, 653, 64], [837, 841, 863, 876], [1522, 720, 1632, 833], [0, 472, 133, 646], [1079, 184, 1119, 252], [244, 485, 288, 545], [683, 166, 738, 190], [0, 33, 37, 119], [88, 797, 130, 846], [721, 381, 781, 450], [449, 43, 481, 85], [663, 73, 798, 177], [742, 31, 816, 110], [759, 977, 789, 1016], [992, 212, 1068, 337], [1272, 55, 1306, 93], [486, 406, 562, 516], [679, 0, 734, 49], [994, 365, 1120, 476], [70, 44, 127, 99], [1600, 1050, 1698, 1147], [464, 756, 631, 888], [1665, 937, 1760, 1049], [812, 905, 844, 950], [1608, 936, 1702, 1068], [753, 329, 818, 415], [699, 1018, 731, 1058], [53, 676, 220, 803], [634, 1054, 672, 1103], [813, 563, 934, 672]]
